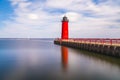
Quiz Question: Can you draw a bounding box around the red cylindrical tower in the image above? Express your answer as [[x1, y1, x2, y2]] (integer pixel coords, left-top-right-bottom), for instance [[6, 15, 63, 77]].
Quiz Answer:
[[61, 16, 69, 39]]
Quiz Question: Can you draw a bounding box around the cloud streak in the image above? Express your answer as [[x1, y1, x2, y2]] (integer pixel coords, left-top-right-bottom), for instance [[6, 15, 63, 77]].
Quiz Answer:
[[0, 0, 120, 38]]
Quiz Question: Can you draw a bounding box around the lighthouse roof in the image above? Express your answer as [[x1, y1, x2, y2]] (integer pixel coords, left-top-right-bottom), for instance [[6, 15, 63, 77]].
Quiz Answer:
[[62, 16, 69, 22]]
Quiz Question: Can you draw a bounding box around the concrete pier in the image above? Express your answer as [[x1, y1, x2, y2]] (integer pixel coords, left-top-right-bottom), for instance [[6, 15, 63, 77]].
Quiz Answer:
[[54, 38, 120, 57]]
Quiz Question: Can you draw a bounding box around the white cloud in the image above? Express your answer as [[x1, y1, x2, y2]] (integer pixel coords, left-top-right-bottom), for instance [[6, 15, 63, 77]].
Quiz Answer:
[[27, 13, 39, 20], [10, 0, 28, 6], [0, 0, 120, 38], [64, 12, 81, 22]]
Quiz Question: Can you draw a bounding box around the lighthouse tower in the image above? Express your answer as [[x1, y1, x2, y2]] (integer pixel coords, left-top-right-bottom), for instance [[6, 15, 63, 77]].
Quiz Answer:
[[61, 16, 69, 39]]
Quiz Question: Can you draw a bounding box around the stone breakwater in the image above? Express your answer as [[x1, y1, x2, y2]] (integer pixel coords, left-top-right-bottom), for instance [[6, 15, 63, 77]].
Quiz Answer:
[[54, 39, 120, 57]]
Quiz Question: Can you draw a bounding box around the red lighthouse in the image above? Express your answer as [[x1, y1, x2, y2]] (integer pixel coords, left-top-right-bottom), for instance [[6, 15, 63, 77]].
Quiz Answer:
[[61, 16, 69, 39]]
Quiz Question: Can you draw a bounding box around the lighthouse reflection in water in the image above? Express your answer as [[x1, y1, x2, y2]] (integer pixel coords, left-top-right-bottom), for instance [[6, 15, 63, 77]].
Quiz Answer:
[[61, 46, 68, 71]]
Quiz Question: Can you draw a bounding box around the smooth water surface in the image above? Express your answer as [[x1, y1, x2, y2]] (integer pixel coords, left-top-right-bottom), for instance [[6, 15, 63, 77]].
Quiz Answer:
[[0, 39, 120, 80]]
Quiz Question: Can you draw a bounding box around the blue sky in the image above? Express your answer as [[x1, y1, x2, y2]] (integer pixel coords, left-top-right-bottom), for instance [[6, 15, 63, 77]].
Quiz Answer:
[[0, 0, 120, 38], [0, 0, 12, 21]]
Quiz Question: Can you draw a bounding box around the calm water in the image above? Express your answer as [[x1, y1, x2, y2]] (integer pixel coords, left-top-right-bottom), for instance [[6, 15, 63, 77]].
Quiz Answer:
[[0, 39, 120, 80]]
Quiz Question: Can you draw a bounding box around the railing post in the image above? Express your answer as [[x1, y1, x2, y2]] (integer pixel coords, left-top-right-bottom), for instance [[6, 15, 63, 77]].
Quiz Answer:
[[110, 39, 112, 45]]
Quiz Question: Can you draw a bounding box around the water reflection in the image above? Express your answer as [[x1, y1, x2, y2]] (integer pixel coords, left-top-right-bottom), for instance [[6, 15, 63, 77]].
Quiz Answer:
[[0, 39, 120, 80], [61, 46, 68, 71], [72, 49, 120, 67]]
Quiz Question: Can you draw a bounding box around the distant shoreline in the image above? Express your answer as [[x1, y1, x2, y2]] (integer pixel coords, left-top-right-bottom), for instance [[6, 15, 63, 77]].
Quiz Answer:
[[0, 38, 55, 40]]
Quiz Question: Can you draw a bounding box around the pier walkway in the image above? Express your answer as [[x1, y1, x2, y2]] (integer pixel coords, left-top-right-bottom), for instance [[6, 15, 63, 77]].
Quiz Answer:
[[54, 38, 120, 57]]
